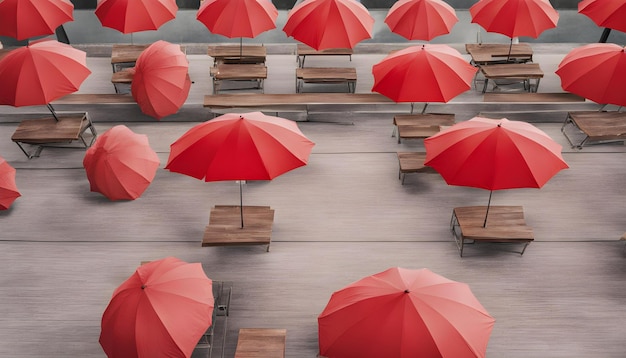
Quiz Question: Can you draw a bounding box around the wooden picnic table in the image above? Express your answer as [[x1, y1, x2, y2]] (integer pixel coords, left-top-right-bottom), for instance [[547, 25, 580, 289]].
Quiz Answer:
[[393, 113, 455, 143], [296, 43, 353, 67], [479, 63, 544, 93], [202, 205, 275, 252], [208, 45, 266, 65], [234, 328, 286, 358], [295, 67, 357, 93], [561, 111, 626, 149], [210, 64, 267, 94], [465, 43, 534, 65]]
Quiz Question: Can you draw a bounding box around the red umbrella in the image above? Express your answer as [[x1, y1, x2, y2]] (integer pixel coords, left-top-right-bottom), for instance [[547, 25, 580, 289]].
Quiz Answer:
[[555, 43, 626, 107], [283, 0, 375, 51], [131, 40, 191, 120], [83, 125, 160, 201], [197, 0, 278, 39], [0, 0, 74, 40], [99, 257, 214, 358], [165, 111, 315, 226], [469, 0, 559, 39], [371, 44, 477, 112], [579, 0, 626, 33], [384, 0, 458, 41], [95, 0, 178, 34], [424, 117, 568, 226], [0, 156, 21, 210], [0, 40, 91, 120], [318, 267, 495, 358]]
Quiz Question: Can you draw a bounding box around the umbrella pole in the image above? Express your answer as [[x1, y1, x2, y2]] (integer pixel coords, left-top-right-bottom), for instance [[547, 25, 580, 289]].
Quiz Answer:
[[239, 180, 244, 228], [240, 38, 243, 58], [47, 104, 59, 122], [483, 190, 493, 228], [421, 103, 428, 114], [507, 38, 513, 62]]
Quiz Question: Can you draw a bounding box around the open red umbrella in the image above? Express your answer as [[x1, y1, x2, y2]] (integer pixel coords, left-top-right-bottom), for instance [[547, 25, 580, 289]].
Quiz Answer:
[[470, 0, 559, 39], [83, 125, 160, 201], [556, 43, 626, 107], [0, 39, 91, 120], [579, 0, 626, 34], [165, 111, 315, 227], [384, 0, 458, 41], [99, 257, 214, 358], [283, 0, 374, 51], [131, 40, 191, 119], [372, 44, 477, 112], [0, 156, 21, 210], [95, 0, 178, 34], [197, 0, 278, 39], [0, 0, 74, 40], [424, 117, 568, 226], [318, 267, 495, 358]]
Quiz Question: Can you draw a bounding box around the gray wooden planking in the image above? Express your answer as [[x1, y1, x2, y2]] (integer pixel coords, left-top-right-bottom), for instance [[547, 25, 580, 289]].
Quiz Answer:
[[1, 44, 626, 358]]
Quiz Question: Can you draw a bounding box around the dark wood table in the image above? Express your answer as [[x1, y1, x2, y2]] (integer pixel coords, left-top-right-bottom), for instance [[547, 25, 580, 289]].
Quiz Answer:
[[202, 205, 275, 252], [479, 63, 544, 93], [210, 64, 267, 94], [561, 111, 626, 149], [296, 43, 353, 67], [295, 67, 357, 93], [393, 113, 455, 143], [208, 45, 266, 65], [466, 43, 534, 65]]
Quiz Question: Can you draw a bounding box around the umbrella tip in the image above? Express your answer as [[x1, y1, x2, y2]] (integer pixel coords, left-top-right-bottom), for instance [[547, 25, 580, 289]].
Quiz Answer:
[[141, 284, 147, 290], [497, 123, 502, 127], [404, 289, 410, 294]]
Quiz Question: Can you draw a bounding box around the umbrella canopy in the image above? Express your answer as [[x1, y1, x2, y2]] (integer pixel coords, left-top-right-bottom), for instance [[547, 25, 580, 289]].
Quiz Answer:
[[131, 40, 191, 119], [83, 125, 160, 201], [0, 156, 21, 210], [95, 0, 178, 34], [424, 117, 568, 226], [384, 0, 458, 41], [469, 0, 559, 39], [99, 257, 214, 358], [165, 112, 314, 227], [555, 43, 626, 107], [283, 0, 374, 51], [318, 267, 495, 358], [196, 0, 278, 39], [371, 44, 477, 108], [579, 0, 626, 34], [0, 0, 74, 40]]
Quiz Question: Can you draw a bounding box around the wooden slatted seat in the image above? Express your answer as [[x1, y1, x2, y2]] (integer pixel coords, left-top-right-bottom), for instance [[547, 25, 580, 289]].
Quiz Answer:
[[450, 206, 534, 257], [393, 113, 455, 143], [561, 111, 626, 149], [202, 205, 275, 252], [234, 328, 286, 358], [479, 63, 544, 93], [295, 67, 357, 93], [396, 152, 436, 184]]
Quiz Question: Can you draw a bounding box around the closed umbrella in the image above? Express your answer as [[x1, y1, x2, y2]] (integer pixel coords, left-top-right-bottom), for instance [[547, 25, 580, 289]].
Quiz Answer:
[[95, 0, 178, 34], [372, 44, 477, 112], [424, 117, 568, 226], [384, 0, 458, 41], [165, 112, 315, 227], [283, 0, 374, 50], [0, 0, 74, 40], [556, 43, 626, 107], [0, 156, 21, 210], [99, 257, 214, 358], [131, 40, 191, 119], [83, 125, 160, 201], [0, 39, 91, 120], [319, 267, 495, 358]]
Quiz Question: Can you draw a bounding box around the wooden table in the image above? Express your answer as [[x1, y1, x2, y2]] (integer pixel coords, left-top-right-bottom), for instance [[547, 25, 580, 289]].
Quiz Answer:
[[393, 113, 455, 143], [296, 44, 353, 67], [295, 67, 357, 93], [450, 206, 534, 257], [11, 112, 97, 158], [466, 43, 534, 65], [210, 64, 267, 94], [479, 63, 544, 93], [561, 111, 626, 149], [234, 328, 286, 358], [202, 205, 275, 252], [208, 45, 266, 65], [111, 44, 185, 72]]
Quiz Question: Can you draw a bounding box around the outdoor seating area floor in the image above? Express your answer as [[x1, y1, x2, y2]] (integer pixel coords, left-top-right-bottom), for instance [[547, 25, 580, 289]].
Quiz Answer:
[[1, 44, 626, 357]]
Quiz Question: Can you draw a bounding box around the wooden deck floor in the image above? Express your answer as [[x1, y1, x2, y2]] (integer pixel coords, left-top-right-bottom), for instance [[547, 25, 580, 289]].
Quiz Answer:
[[0, 45, 625, 358]]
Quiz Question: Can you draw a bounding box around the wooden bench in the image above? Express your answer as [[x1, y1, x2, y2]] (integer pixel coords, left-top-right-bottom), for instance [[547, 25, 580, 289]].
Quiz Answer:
[[466, 43, 533, 65], [483, 92, 586, 103], [202, 205, 275, 252], [561, 111, 626, 149], [479, 63, 544, 93], [450, 206, 534, 257], [52, 93, 136, 105], [234, 328, 286, 358], [297, 43, 352, 67], [295, 67, 357, 93], [393, 113, 455, 143], [111, 68, 134, 94], [208, 45, 266, 65], [210, 64, 267, 94], [396, 152, 436, 184], [11, 112, 97, 158]]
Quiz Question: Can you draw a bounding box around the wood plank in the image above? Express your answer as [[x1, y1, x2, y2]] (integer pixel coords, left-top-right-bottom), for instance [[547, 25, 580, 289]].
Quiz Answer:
[[483, 92, 586, 103], [480, 63, 544, 79], [203, 93, 395, 109], [234, 328, 286, 358], [203, 206, 275, 251], [11, 114, 86, 143]]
